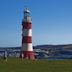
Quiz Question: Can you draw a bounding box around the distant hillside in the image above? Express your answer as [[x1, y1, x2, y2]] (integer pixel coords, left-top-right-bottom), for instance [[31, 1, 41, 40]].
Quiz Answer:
[[0, 44, 72, 50], [0, 44, 72, 59], [34, 44, 72, 50]]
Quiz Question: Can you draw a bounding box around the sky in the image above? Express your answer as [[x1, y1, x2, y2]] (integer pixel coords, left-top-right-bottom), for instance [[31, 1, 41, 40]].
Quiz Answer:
[[0, 0, 72, 47]]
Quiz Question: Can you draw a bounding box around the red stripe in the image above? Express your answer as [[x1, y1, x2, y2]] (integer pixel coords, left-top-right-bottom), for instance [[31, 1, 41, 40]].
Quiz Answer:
[[22, 22, 32, 29], [22, 36, 32, 43], [22, 51, 35, 59]]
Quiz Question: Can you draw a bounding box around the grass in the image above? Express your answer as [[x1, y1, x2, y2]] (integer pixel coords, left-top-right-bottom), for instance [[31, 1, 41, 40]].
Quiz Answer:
[[0, 58, 72, 72]]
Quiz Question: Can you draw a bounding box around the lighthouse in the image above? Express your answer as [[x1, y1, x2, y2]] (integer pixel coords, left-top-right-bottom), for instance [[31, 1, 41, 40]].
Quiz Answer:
[[21, 8, 35, 60]]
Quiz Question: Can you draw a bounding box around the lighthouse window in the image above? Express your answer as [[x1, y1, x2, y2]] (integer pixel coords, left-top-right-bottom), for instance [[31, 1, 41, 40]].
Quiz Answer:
[[25, 13, 30, 17]]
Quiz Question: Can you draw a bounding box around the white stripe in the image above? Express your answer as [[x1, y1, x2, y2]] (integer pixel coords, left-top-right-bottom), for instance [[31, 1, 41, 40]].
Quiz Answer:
[[23, 17, 32, 23], [21, 43, 33, 51], [22, 29, 32, 36]]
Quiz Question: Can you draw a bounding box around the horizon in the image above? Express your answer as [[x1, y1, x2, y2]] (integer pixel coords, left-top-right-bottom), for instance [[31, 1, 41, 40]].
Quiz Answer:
[[0, 0, 72, 47], [0, 43, 72, 47]]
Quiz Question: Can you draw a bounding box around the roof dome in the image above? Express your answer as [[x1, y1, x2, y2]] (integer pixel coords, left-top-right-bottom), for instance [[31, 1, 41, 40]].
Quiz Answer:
[[24, 8, 30, 13]]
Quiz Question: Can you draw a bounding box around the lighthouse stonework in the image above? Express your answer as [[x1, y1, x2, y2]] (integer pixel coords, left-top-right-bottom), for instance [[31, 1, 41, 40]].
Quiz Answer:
[[21, 8, 35, 60]]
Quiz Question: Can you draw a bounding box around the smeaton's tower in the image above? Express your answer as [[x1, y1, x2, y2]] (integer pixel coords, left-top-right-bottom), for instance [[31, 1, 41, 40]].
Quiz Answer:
[[21, 8, 35, 60]]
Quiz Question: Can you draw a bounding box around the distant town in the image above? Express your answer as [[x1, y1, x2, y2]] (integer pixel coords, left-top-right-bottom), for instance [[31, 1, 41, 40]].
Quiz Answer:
[[0, 44, 72, 60]]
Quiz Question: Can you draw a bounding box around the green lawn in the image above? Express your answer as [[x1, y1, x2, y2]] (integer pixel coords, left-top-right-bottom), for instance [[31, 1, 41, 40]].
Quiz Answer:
[[0, 58, 72, 72]]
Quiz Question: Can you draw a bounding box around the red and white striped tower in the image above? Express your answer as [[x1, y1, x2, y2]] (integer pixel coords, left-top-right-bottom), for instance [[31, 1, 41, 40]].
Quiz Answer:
[[21, 8, 35, 60]]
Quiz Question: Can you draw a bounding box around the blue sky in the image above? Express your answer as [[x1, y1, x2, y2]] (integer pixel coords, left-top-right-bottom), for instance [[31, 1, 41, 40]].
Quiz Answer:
[[0, 0, 72, 47]]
